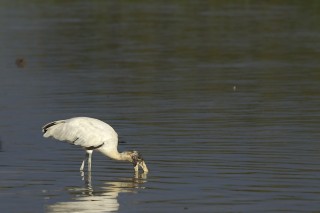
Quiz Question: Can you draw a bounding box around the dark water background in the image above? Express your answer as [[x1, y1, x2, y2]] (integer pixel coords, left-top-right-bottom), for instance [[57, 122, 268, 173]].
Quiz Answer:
[[0, 1, 319, 212]]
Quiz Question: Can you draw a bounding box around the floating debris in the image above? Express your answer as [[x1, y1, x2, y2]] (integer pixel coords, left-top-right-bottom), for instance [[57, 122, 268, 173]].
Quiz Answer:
[[15, 58, 27, 68]]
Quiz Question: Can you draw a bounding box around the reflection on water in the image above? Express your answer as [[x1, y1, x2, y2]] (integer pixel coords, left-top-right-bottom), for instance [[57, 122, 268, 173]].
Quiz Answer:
[[47, 172, 147, 213]]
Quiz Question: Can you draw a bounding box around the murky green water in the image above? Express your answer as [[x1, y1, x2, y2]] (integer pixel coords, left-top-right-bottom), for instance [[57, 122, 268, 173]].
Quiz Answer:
[[0, 1, 319, 212]]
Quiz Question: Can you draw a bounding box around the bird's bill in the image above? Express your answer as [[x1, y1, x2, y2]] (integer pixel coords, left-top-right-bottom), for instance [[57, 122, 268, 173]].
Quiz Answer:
[[134, 161, 148, 173], [139, 161, 149, 173]]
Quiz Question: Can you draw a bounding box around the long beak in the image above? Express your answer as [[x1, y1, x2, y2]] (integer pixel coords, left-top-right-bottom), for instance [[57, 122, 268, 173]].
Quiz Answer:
[[139, 161, 149, 173]]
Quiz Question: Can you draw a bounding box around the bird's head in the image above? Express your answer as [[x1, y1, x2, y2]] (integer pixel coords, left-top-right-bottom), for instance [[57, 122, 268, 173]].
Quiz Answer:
[[122, 150, 148, 173]]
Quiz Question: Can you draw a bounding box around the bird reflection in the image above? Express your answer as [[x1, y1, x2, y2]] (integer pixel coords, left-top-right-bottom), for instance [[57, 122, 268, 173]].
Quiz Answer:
[[46, 171, 147, 213]]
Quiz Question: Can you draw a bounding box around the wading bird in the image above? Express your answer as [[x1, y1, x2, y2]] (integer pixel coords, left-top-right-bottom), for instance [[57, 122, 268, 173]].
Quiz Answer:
[[42, 117, 148, 173]]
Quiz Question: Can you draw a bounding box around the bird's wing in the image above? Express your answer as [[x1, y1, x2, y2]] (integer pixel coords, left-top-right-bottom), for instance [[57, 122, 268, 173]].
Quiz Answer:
[[42, 117, 118, 149]]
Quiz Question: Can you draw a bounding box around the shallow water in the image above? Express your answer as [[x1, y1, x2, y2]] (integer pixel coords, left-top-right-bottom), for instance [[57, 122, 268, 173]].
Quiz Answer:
[[0, 1, 320, 212]]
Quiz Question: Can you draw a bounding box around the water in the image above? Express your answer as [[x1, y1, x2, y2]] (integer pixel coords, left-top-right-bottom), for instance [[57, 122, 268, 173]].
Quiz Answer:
[[1, 1, 320, 212]]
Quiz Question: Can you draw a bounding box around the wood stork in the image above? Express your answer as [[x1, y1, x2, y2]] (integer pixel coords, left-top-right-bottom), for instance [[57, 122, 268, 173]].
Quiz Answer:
[[42, 117, 148, 173]]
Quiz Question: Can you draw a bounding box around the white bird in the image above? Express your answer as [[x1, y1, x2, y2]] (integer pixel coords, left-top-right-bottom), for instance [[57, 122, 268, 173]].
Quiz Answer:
[[42, 117, 148, 173]]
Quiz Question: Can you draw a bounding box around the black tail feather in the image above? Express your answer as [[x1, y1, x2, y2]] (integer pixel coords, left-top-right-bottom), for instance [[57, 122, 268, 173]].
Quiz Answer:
[[42, 120, 65, 133]]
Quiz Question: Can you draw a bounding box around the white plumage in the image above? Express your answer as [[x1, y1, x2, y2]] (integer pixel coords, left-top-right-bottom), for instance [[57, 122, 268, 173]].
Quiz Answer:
[[42, 117, 148, 173], [43, 117, 117, 149]]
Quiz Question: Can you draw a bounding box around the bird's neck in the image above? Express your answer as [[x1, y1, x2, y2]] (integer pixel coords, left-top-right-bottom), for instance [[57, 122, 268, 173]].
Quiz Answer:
[[98, 146, 128, 161]]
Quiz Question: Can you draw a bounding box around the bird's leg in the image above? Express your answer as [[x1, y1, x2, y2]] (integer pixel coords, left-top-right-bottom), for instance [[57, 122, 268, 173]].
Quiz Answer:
[[80, 150, 93, 171], [87, 151, 92, 171], [80, 152, 89, 171]]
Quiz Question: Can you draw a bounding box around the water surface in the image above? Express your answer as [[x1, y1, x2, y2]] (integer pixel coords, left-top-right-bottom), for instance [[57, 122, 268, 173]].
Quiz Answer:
[[0, 1, 320, 212]]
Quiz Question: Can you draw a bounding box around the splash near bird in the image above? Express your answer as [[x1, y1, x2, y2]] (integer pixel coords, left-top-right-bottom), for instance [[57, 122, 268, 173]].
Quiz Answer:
[[42, 117, 148, 173]]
